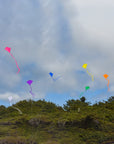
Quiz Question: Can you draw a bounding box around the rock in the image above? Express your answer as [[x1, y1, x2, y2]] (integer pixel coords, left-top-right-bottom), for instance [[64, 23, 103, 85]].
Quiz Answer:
[[28, 118, 40, 126]]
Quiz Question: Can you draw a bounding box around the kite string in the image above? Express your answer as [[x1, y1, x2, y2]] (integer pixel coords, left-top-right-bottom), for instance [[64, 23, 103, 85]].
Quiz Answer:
[[10, 53, 20, 74], [86, 69, 94, 81]]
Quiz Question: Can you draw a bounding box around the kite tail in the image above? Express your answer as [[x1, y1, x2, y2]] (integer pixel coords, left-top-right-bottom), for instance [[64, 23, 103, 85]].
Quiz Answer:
[[52, 77, 55, 81], [79, 92, 84, 97], [9, 102, 12, 106], [29, 85, 35, 98], [12, 106, 22, 114], [30, 85, 32, 93], [92, 75, 94, 81], [86, 70, 94, 81], [53, 76, 61, 81], [107, 79, 110, 91], [10, 53, 20, 74], [30, 85, 33, 94]]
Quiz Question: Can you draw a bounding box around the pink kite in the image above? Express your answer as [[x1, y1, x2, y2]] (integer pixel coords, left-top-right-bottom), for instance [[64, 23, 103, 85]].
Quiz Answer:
[[5, 47, 20, 74]]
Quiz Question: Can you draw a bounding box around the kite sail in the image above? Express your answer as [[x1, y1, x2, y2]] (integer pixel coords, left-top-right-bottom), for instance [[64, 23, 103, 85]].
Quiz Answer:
[[103, 74, 110, 91], [49, 72, 53, 78], [5, 47, 20, 74], [82, 64, 94, 81]]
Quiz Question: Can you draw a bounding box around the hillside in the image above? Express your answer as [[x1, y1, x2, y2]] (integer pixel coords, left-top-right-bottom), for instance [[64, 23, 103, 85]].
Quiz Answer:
[[0, 96, 114, 144]]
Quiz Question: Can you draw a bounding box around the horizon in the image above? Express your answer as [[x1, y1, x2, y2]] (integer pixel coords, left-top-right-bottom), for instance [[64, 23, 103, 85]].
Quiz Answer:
[[0, 94, 113, 108]]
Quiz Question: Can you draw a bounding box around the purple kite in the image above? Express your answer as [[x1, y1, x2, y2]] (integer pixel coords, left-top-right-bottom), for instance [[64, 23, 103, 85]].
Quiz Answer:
[[27, 80, 35, 98]]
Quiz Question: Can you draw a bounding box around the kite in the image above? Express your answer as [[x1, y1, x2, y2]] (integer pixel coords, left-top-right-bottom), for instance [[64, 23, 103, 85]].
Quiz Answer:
[[5, 47, 20, 74], [27, 80, 35, 98], [8, 96, 13, 106], [82, 64, 94, 81], [49, 72, 53, 78], [49, 72, 61, 81], [12, 106, 22, 114], [8, 96, 22, 114], [103, 74, 110, 91], [80, 86, 90, 97]]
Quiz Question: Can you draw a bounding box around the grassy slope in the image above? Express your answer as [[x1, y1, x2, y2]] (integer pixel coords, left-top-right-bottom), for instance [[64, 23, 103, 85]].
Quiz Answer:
[[0, 98, 114, 144]]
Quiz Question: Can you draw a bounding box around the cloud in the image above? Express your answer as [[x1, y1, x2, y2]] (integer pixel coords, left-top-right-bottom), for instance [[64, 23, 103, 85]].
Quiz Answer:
[[0, 0, 113, 104], [0, 92, 20, 101], [61, 0, 114, 90]]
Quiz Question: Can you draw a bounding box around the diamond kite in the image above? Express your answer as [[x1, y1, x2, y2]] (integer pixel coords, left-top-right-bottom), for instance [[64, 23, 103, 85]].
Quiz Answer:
[[49, 72, 61, 81], [5, 47, 20, 74], [80, 86, 90, 97], [27, 80, 35, 98], [82, 64, 94, 81], [103, 74, 110, 91]]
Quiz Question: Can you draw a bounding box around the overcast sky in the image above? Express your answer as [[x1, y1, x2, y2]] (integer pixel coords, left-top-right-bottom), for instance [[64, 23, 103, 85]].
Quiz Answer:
[[0, 0, 114, 107]]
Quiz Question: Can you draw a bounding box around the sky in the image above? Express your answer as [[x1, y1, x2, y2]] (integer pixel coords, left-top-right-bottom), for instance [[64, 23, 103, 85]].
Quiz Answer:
[[0, 0, 114, 107]]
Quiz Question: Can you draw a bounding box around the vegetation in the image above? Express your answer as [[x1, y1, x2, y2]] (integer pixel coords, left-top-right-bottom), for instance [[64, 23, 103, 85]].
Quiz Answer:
[[0, 96, 114, 144]]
